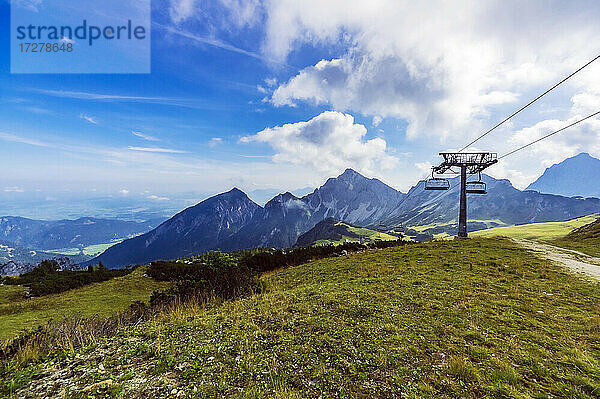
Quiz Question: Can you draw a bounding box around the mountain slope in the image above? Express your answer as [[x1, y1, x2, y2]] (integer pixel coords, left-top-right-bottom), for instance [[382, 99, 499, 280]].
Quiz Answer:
[[295, 217, 399, 246], [89, 189, 261, 267], [0, 216, 162, 250], [552, 216, 600, 257], [221, 192, 314, 250], [526, 153, 600, 198], [303, 168, 405, 227], [385, 174, 600, 234]]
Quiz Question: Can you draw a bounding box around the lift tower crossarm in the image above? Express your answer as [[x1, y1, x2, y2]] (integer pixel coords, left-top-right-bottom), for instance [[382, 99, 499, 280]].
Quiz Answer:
[[430, 152, 498, 239], [432, 152, 498, 174]]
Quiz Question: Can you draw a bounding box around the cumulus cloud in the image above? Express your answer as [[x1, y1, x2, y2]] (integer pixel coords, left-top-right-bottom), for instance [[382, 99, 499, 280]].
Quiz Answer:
[[264, 0, 600, 141], [240, 111, 398, 174]]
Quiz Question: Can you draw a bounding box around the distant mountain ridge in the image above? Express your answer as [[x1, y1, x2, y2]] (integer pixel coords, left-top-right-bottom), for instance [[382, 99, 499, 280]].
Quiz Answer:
[[527, 153, 600, 198], [88, 188, 261, 267], [0, 216, 163, 251], [91, 167, 600, 268]]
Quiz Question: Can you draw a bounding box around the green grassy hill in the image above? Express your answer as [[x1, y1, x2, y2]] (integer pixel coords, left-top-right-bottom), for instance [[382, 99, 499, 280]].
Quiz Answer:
[[470, 213, 600, 240], [552, 217, 600, 257], [4, 238, 600, 398], [296, 218, 400, 246], [0, 266, 169, 340]]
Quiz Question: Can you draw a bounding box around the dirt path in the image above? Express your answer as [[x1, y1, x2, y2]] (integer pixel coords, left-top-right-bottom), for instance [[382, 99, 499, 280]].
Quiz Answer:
[[513, 238, 600, 280]]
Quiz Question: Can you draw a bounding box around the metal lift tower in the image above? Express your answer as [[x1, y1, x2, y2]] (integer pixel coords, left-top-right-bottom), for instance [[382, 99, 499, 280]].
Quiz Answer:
[[426, 152, 498, 238]]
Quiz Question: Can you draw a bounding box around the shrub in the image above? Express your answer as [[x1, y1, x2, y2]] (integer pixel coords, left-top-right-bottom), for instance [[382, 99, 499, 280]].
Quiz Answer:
[[148, 251, 262, 307], [2, 260, 133, 297], [238, 239, 407, 274]]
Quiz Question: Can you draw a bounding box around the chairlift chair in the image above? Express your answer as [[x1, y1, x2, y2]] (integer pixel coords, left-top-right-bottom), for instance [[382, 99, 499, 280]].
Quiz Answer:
[[466, 173, 487, 194], [425, 172, 450, 191]]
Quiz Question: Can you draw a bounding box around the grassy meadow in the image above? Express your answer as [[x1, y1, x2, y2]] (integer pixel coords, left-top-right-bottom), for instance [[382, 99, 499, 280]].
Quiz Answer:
[[470, 213, 600, 241], [313, 221, 400, 246], [0, 266, 169, 340], [3, 238, 600, 398]]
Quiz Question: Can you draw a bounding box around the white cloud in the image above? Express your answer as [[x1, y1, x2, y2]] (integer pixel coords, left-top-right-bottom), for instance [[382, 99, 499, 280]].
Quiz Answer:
[[33, 89, 228, 111], [0, 132, 52, 148], [218, 0, 262, 27], [3, 187, 25, 193], [80, 113, 98, 124], [155, 23, 266, 62], [208, 137, 223, 147], [257, 85, 268, 94], [264, 0, 600, 141], [415, 162, 433, 177], [148, 195, 170, 201], [507, 114, 600, 169], [119, 189, 129, 195], [132, 130, 160, 141], [169, 0, 261, 26], [12, 0, 43, 12], [241, 111, 398, 175], [372, 115, 383, 127], [169, 0, 196, 24], [128, 146, 188, 154]]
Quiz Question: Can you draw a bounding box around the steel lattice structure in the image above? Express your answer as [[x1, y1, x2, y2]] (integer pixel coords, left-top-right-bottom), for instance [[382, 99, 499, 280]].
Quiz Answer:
[[430, 152, 498, 238], [433, 152, 498, 174]]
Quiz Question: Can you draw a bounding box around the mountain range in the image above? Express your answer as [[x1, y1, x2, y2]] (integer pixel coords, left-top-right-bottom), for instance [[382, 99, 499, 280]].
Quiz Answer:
[[0, 217, 164, 251], [91, 163, 600, 268], [526, 153, 600, 198]]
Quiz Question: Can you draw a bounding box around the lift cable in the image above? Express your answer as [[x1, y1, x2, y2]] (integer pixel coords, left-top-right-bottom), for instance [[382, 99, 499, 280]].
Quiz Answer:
[[393, 170, 434, 212], [459, 54, 600, 153], [498, 110, 600, 160]]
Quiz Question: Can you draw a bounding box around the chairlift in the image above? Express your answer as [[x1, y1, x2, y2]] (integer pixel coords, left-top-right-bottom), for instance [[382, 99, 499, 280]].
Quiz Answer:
[[466, 172, 487, 194], [425, 172, 450, 191]]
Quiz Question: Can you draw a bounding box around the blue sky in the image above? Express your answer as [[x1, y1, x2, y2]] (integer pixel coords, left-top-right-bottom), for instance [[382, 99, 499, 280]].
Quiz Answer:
[[1, 0, 600, 218]]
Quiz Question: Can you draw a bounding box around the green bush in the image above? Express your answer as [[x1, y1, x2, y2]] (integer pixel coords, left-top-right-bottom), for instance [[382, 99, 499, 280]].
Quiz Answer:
[[2, 260, 133, 297], [147, 241, 407, 306], [148, 251, 262, 306], [238, 239, 406, 273]]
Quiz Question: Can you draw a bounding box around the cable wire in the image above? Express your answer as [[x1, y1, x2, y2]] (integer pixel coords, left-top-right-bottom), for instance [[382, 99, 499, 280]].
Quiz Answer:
[[459, 54, 600, 153], [498, 110, 600, 160]]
